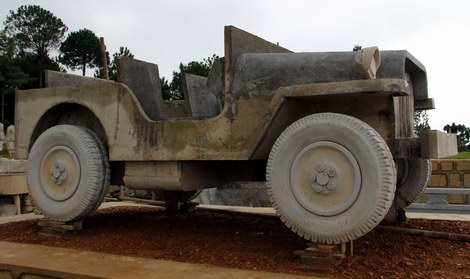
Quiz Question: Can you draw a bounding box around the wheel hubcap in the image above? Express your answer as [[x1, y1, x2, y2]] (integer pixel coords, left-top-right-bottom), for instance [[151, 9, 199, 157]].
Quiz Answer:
[[40, 146, 81, 201], [310, 163, 337, 194], [290, 141, 361, 217], [52, 161, 68, 185]]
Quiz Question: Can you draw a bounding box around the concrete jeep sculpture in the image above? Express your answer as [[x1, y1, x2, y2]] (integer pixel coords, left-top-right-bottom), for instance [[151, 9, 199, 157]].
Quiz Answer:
[[16, 26, 434, 244]]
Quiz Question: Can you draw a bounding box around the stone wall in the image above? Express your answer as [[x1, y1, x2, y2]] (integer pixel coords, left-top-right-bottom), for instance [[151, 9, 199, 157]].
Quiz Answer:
[[194, 182, 271, 207], [420, 159, 470, 204]]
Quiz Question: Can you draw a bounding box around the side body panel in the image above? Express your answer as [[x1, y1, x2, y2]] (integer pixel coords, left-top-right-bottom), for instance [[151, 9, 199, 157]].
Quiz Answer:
[[16, 78, 409, 162]]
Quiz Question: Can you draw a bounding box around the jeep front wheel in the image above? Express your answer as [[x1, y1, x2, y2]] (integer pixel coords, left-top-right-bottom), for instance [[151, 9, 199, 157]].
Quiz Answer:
[[267, 113, 396, 244], [27, 125, 109, 222]]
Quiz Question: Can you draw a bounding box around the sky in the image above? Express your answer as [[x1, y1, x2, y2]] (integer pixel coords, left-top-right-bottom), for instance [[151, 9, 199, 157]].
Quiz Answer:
[[1, 0, 469, 130]]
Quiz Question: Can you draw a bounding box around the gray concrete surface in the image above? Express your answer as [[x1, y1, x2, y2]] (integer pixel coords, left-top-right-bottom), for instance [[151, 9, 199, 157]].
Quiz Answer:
[[0, 203, 16, 217], [1, 201, 469, 225], [197, 204, 470, 222], [421, 130, 458, 159], [194, 182, 271, 207], [0, 159, 27, 173], [0, 201, 154, 224], [406, 211, 470, 221], [116, 57, 165, 120], [182, 73, 220, 118], [0, 211, 43, 224], [45, 70, 112, 87], [0, 241, 315, 279]]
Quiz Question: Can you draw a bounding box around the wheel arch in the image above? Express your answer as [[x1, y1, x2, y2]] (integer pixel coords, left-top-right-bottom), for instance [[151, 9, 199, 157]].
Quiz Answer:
[[251, 92, 396, 159], [29, 103, 108, 152]]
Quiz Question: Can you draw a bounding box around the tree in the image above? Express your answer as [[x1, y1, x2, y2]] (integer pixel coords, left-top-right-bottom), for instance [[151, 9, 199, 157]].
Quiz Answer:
[[160, 76, 171, 100], [95, 46, 133, 81], [166, 54, 219, 100], [413, 110, 430, 134], [3, 5, 67, 70], [0, 31, 29, 93], [59, 29, 101, 76], [17, 52, 61, 89], [443, 123, 470, 152], [0, 31, 29, 124], [109, 46, 133, 81], [353, 45, 362, 51]]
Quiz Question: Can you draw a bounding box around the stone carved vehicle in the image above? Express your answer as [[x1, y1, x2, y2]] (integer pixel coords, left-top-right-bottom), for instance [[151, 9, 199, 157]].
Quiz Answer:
[[16, 26, 434, 244]]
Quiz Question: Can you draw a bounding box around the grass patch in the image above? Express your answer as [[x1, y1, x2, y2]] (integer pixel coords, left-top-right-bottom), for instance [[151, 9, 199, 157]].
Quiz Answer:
[[445, 152, 470, 159]]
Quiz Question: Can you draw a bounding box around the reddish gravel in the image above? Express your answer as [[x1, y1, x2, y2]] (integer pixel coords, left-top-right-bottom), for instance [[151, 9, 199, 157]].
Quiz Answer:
[[0, 206, 469, 278]]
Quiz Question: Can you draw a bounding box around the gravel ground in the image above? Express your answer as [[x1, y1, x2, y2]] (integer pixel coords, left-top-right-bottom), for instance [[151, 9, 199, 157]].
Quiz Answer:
[[0, 206, 469, 278]]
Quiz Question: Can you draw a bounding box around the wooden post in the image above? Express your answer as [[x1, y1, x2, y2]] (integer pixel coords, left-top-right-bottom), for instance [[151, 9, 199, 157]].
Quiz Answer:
[[100, 37, 109, 80]]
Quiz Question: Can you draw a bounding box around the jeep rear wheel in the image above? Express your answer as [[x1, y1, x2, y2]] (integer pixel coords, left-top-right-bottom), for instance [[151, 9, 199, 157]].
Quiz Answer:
[[27, 125, 109, 222], [267, 113, 396, 244], [395, 158, 431, 209]]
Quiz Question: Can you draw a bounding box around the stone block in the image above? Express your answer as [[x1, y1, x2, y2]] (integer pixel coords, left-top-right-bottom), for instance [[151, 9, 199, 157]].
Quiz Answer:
[[45, 70, 112, 88], [456, 161, 470, 171], [182, 74, 220, 118], [0, 203, 16, 216], [224, 25, 291, 93], [464, 174, 470, 188], [449, 174, 461, 187], [116, 57, 165, 120], [431, 160, 439, 172], [420, 130, 458, 159], [162, 100, 190, 118], [446, 194, 465, 204], [0, 159, 27, 173], [194, 182, 271, 207], [440, 161, 454, 171], [0, 174, 28, 195], [428, 174, 447, 187]]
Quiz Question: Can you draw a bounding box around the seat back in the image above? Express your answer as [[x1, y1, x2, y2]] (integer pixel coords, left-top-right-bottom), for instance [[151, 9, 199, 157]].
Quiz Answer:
[[182, 73, 221, 118], [116, 57, 165, 120]]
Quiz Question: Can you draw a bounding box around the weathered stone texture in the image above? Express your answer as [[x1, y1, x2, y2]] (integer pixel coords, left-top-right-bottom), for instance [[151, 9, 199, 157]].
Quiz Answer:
[[182, 74, 221, 118], [440, 161, 454, 171], [194, 182, 271, 207], [449, 174, 461, 187], [447, 194, 466, 204], [464, 174, 470, 188], [417, 160, 470, 205], [456, 161, 470, 171], [428, 174, 447, 187], [45, 70, 112, 88], [420, 130, 458, 159], [431, 160, 439, 172], [116, 57, 165, 120]]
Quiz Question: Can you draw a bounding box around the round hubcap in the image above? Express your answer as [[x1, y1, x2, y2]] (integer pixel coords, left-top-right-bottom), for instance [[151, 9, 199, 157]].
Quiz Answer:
[[39, 146, 81, 201], [52, 161, 67, 185], [310, 163, 337, 194], [290, 141, 361, 216]]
